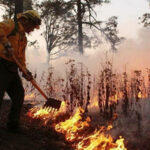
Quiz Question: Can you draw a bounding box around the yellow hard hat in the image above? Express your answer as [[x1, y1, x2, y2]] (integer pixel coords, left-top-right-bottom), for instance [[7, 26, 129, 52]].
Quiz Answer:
[[17, 10, 41, 27]]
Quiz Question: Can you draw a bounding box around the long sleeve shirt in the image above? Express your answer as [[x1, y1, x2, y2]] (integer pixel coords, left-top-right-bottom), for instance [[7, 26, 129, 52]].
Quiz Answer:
[[0, 19, 27, 68]]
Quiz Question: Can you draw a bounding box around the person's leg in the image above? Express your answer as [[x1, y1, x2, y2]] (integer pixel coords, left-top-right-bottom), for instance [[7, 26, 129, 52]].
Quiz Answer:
[[7, 74, 24, 130], [0, 90, 5, 121], [0, 62, 10, 118]]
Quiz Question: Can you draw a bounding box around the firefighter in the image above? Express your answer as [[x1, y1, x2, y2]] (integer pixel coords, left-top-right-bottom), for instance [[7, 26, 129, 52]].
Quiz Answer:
[[0, 10, 41, 133]]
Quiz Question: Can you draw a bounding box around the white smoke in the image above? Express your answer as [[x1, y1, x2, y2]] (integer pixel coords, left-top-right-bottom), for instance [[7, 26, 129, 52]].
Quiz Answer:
[[47, 27, 150, 77], [113, 27, 150, 73], [27, 26, 150, 79]]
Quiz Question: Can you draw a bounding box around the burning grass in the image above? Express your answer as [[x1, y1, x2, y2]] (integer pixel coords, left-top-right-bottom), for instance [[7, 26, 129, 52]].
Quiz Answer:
[[25, 93, 36, 100], [27, 104, 127, 150], [25, 59, 150, 150], [55, 107, 91, 142], [27, 101, 67, 123]]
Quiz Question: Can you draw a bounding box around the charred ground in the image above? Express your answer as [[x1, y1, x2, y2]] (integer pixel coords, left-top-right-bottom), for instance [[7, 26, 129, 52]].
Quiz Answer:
[[0, 100, 73, 150]]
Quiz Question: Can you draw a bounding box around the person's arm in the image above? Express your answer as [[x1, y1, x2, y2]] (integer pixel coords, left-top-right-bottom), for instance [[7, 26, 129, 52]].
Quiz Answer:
[[17, 39, 33, 81], [0, 20, 15, 45], [0, 20, 15, 58]]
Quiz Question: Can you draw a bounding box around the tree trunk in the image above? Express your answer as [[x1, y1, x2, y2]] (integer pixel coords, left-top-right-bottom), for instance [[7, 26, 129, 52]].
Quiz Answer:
[[77, 0, 83, 54], [8, 0, 12, 19], [46, 44, 52, 64], [47, 52, 50, 64], [15, 0, 23, 17]]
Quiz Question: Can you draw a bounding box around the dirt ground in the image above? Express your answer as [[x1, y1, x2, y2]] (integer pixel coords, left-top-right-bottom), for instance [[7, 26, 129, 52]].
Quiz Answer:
[[0, 100, 73, 150]]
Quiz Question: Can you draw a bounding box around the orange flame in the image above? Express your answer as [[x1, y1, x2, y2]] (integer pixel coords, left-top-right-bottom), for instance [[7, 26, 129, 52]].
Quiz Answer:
[[25, 93, 35, 100], [27, 101, 66, 122], [107, 124, 113, 131], [31, 107, 53, 118], [137, 92, 142, 99], [111, 137, 127, 150], [88, 96, 99, 109], [27, 104, 127, 150], [54, 107, 126, 150], [55, 107, 91, 142], [76, 129, 126, 150], [109, 94, 118, 104]]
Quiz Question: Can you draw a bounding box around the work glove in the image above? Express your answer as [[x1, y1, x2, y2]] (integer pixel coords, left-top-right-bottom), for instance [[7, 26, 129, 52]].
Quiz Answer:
[[4, 42, 14, 58], [22, 69, 33, 81]]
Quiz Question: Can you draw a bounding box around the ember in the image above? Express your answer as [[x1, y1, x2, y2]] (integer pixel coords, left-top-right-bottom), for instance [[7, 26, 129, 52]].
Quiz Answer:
[[137, 91, 142, 99]]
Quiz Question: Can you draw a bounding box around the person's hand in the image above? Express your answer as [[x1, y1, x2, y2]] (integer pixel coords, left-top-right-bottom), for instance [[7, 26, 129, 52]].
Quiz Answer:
[[4, 42, 14, 57], [23, 69, 33, 81]]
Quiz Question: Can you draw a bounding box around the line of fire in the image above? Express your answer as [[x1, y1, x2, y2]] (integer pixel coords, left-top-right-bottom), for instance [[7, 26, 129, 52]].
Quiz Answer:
[[23, 59, 150, 150]]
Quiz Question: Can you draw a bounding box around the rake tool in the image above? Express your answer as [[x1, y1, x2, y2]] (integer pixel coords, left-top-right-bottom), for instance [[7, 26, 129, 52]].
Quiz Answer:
[[8, 48, 61, 111]]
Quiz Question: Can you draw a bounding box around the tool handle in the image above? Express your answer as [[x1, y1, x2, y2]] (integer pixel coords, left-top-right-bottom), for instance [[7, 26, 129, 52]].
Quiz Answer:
[[30, 79, 48, 100], [11, 54, 49, 100]]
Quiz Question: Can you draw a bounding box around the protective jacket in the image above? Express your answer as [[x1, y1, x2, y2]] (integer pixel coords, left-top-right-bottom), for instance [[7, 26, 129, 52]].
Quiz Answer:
[[0, 19, 27, 68]]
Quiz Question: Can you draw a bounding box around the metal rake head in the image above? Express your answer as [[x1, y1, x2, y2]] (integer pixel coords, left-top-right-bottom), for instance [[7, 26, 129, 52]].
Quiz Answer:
[[43, 98, 61, 111]]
